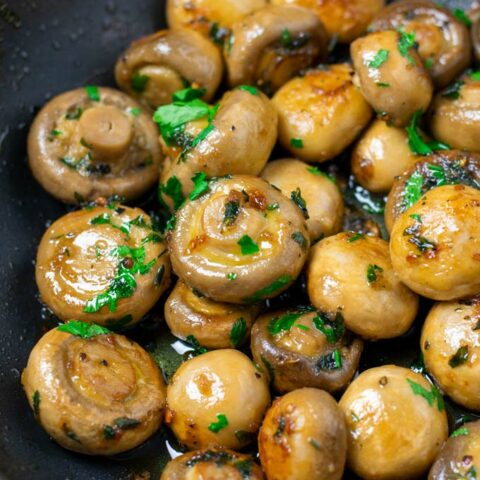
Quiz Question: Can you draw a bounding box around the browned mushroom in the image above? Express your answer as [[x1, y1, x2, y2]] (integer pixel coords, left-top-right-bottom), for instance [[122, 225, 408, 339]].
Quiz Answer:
[[225, 5, 328, 94], [472, 7, 480, 63], [369, 0, 472, 88], [28, 87, 162, 204], [115, 29, 223, 109]]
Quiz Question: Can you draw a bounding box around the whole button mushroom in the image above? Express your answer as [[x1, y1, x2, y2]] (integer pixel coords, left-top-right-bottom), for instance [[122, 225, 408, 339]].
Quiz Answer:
[[22, 324, 166, 455], [339, 365, 448, 480], [259, 388, 347, 480], [164, 280, 260, 350], [270, 0, 385, 44], [28, 87, 162, 204], [168, 175, 310, 304], [35, 203, 170, 328], [473, 7, 480, 63], [115, 29, 223, 109], [225, 5, 328, 94], [161, 448, 265, 480], [272, 64, 372, 163], [390, 185, 480, 301], [251, 308, 363, 394], [421, 299, 480, 411], [384, 150, 480, 233], [165, 349, 270, 450], [351, 119, 419, 194], [351, 30, 433, 127], [369, 0, 472, 88], [429, 72, 480, 154], [261, 159, 344, 242], [307, 233, 419, 341]]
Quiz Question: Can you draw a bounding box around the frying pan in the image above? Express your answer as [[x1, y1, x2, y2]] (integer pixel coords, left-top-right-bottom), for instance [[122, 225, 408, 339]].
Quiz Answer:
[[0, 0, 472, 479]]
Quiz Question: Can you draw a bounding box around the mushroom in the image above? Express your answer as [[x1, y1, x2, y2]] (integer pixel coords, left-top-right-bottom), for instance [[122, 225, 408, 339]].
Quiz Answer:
[[261, 159, 344, 242], [384, 150, 480, 233], [421, 298, 480, 411], [225, 5, 328, 94], [369, 0, 472, 88], [307, 233, 419, 340], [390, 185, 480, 301], [166, 0, 267, 43], [429, 72, 480, 154], [272, 64, 373, 163], [115, 29, 223, 109], [161, 448, 265, 480], [21, 324, 166, 455], [158, 87, 278, 204], [339, 365, 448, 480], [351, 119, 419, 193], [165, 349, 270, 450], [473, 7, 480, 63], [270, 0, 385, 44], [259, 388, 347, 480], [351, 30, 433, 127], [36, 203, 171, 328], [28, 87, 162, 204], [429, 419, 480, 480], [164, 280, 260, 349], [168, 175, 310, 304], [251, 308, 363, 393]]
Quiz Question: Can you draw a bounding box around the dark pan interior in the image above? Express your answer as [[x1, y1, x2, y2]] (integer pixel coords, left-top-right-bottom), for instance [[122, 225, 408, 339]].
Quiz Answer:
[[0, 0, 472, 479]]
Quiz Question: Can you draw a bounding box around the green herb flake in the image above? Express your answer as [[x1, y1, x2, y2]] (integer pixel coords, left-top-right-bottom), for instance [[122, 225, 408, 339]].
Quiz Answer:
[[50, 129, 62, 138], [409, 213, 422, 223], [347, 233, 364, 243], [406, 110, 450, 155], [451, 426, 469, 438], [453, 8, 472, 27], [403, 171, 424, 209], [406, 378, 445, 411], [114, 417, 141, 430], [159, 176, 185, 211], [471, 71, 480, 81], [208, 21, 229, 45], [290, 188, 309, 219], [424, 58, 434, 70], [442, 80, 464, 100], [397, 28, 416, 65], [223, 200, 240, 226], [269, 312, 303, 335], [367, 264, 384, 284], [189, 172, 210, 200], [208, 414, 229, 433], [291, 231, 308, 251], [238, 235, 259, 255], [266, 202, 279, 211], [376, 82, 390, 88], [185, 335, 208, 356], [296, 324, 310, 331], [449, 345, 469, 368], [245, 275, 292, 303], [317, 349, 342, 370], [308, 438, 321, 450], [307, 166, 336, 184], [290, 138, 304, 149], [230, 318, 247, 348], [128, 107, 141, 117], [65, 107, 83, 120], [84, 85, 100, 102], [466, 467, 477, 480], [103, 425, 116, 440], [131, 72, 150, 93], [238, 85, 259, 96], [313, 311, 345, 344], [57, 320, 111, 338], [369, 49, 389, 68], [32, 390, 40, 416]]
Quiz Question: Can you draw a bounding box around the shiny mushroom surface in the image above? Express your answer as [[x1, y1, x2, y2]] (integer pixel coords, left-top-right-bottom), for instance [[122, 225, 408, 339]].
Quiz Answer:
[[164, 280, 260, 349], [28, 87, 162, 204], [270, 0, 385, 44], [351, 30, 433, 127], [390, 185, 480, 301], [115, 29, 223, 109], [473, 7, 480, 63], [260, 159, 344, 241], [339, 365, 448, 480], [272, 64, 372, 163], [369, 0, 472, 88], [161, 448, 265, 480], [421, 298, 480, 411], [165, 349, 270, 450], [307, 233, 419, 340], [225, 5, 328, 94], [251, 309, 363, 394], [429, 419, 480, 480], [168, 175, 309, 304], [21, 325, 166, 455], [351, 118, 419, 193], [259, 388, 347, 480], [36, 203, 171, 328]]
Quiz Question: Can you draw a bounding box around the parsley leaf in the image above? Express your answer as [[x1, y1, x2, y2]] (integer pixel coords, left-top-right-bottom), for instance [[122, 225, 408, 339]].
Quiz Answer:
[[159, 176, 185, 211], [224, 200, 240, 226], [84, 85, 100, 102], [403, 170, 424, 209], [471, 71, 480, 81], [208, 414, 229, 433], [238, 235, 259, 255], [367, 264, 383, 283], [453, 8, 472, 27], [32, 391, 40, 416], [291, 231, 308, 251], [317, 349, 342, 370], [291, 188, 309, 219], [369, 49, 389, 68], [238, 85, 259, 96], [128, 107, 141, 117], [451, 426, 469, 438], [442, 80, 464, 100], [230, 318, 247, 348], [131, 72, 149, 93], [185, 335, 208, 356], [189, 172, 210, 200], [313, 311, 345, 343], [244, 275, 292, 303], [376, 82, 390, 88], [57, 320, 111, 338], [290, 138, 304, 149], [406, 110, 450, 155], [268, 312, 303, 335], [307, 166, 336, 184], [397, 28, 416, 65], [406, 378, 445, 411], [227, 272, 237, 281], [347, 233, 364, 243], [449, 345, 469, 368], [280, 28, 310, 50]]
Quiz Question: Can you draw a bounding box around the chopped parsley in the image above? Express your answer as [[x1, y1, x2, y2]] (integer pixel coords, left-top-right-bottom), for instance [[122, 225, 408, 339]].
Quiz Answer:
[[65, 107, 83, 120], [317, 349, 342, 370], [347, 233, 364, 243], [268, 312, 303, 335], [453, 8, 472, 27], [238, 85, 259, 96], [442, 80, 464, 100], [406, 378, 445, 411], [131, 72, 149, 93], [244, 275, 292, 303], [50, 129, 62, 137], [32, 390, 40, 416], [410, 213, 422, 222], [84, 85, 100, 102], [313, 311, 345, 343], [471, 71, 480, 81], [159, 176, 185, 211], [290, 188, 309, 219], [114, 417, 141, 430], [266, 202, 279, 211], [376, 82, 390, 88], [189, 172, 210, 200], [227, 272, 237, 281], [237, 235, 259, 255], [223, 200, 240, 226], [185, 335, 208, 356], [451, 426, 469, 438], [57, 320, 111, 338], [280, 28, 310, 50], [307, 166, 336, 184], [369, 49, 389, 68], [397, 28, 416, 65], [90, 213, 131, 236], [367, 264, 383, 283], [406, 110, 450, 155], [424, 58, 434, 70], [230, 318, 247, 348], [449, 345, 469, 368], [209, 21, 229, 45], [290, 138, 304, 149], [208, 414, 229, 433], [291, 231, 308, 251], [403, 171, 424, 209], [128, 107, 141, 117]]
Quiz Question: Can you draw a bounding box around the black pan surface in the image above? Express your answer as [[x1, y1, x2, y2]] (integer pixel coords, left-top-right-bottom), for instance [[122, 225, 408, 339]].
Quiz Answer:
[[0, 0, 472, 479]]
